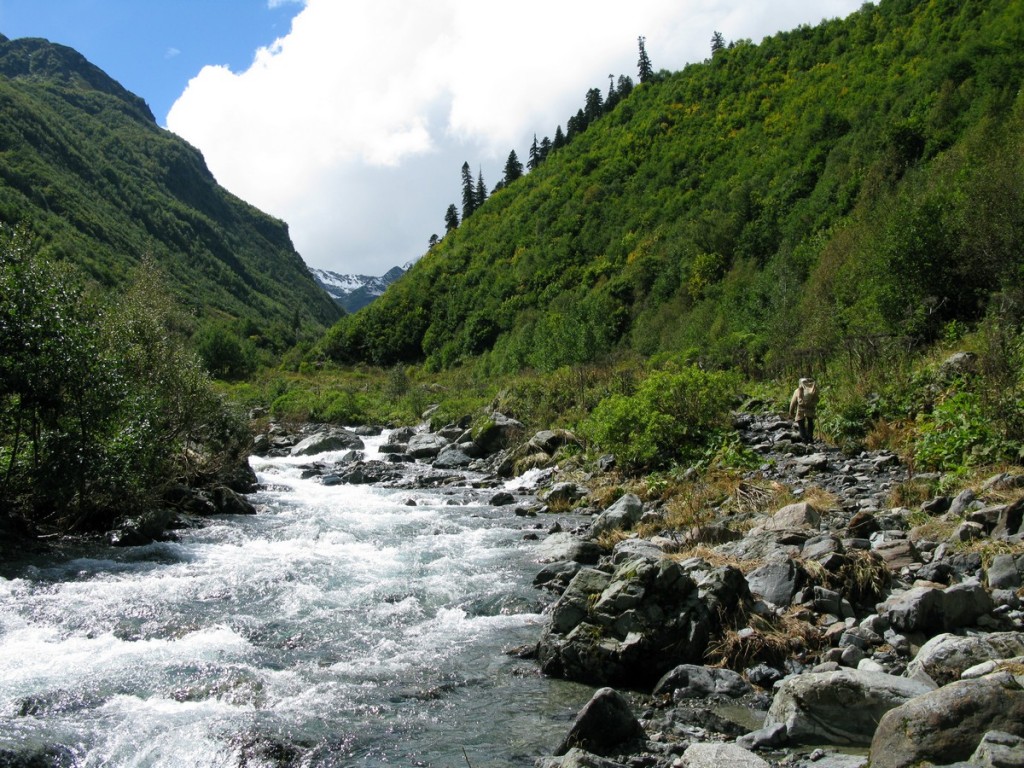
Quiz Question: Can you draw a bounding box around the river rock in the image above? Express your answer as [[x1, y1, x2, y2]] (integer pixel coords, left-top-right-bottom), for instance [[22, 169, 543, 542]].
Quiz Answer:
[[406, 433, 450, 459], [869, 673, 1024, 768], [535, 533, 603, 565], [538, 555, 748, 687], [876, 579, 993, 635], [745, 557, 803, 607], [755, 502, 820, 533], [679, 742, 770, 768], [905, 631, 1024, 686], [536, 748, 627, 768], [652, 664, 751, 700], [554, 687, 646, 757], [545, 482, 588, 507], [763, 669, 934, 746], [986, 554, 1023, 589], [473, 412, 525, 455], [432, 446, 473, 468], [589, 494, 643, 539], [529, 429, 580, 455], [290, 429, 364, 456], [969, 731, 1024, 767]]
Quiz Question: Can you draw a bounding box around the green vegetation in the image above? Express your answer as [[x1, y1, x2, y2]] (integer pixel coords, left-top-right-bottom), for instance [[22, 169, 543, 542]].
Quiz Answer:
[[321, 0, 1024, 379], [0, 35, 341, 354], [0, 229, 248, 532]]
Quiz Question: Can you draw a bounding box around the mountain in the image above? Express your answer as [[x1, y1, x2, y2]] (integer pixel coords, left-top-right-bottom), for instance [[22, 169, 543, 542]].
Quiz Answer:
[[0, 34, 341, 345], [310, 264, 407, 313], [319, 0, 1024, 374]]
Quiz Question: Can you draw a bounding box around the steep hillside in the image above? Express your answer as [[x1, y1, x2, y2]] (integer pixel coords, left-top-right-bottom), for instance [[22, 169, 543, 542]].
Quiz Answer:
[[0, 35, 341, 343], [321, 0, 1024, 374]]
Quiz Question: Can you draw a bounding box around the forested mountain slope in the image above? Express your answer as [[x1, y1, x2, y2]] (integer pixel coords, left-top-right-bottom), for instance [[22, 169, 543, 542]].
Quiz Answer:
[[0, 35, 341, 343], [321, 0, 1024, 375]]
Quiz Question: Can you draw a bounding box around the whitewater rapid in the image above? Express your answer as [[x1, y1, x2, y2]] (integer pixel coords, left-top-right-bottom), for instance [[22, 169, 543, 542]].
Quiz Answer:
[[0, 433, 592, 766]]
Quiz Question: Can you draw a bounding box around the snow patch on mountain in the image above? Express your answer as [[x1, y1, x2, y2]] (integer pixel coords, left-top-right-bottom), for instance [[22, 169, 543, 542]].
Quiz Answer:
[[310, 264, 408, 313]]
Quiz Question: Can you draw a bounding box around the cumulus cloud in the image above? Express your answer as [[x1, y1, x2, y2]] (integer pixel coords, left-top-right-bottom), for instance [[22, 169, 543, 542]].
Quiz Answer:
[[167, 0, 862, 275]]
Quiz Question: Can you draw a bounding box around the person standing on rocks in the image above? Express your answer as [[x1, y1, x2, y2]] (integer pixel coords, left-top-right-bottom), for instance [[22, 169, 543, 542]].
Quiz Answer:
[[789, 377, 819, 443]]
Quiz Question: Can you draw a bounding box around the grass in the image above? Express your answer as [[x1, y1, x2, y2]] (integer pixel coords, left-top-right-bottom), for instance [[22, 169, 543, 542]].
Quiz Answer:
[[705, 609, 824, 672]]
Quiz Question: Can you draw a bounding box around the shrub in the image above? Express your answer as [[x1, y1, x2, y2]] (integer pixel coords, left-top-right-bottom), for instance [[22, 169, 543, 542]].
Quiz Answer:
[[583, 365, 739, 470]]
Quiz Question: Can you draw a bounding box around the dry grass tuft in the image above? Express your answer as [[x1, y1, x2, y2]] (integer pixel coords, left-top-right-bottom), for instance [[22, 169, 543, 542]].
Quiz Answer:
[[595, 529, 632, 552], [888, 476, 940, 509], [666, 545, 760, 573], [705, 610, 824, 672], [800, 485, 841, 512], [864, 418, 914, 456], [800, 549, 890, 605]]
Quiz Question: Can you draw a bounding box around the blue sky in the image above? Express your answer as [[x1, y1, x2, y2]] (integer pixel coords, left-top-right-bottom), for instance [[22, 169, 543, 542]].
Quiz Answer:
[[0, 1, 864, 276], [0, 0, 302, 125]]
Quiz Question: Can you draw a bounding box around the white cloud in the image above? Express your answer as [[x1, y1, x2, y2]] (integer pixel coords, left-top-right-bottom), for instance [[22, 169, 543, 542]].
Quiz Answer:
[[167, 0, 863, 275]]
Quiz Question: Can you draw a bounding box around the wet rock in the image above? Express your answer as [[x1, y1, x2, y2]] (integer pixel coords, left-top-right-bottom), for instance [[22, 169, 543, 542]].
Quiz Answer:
[[869, 673, 1024, 768], [290, 429, 364, 456], [554, 687, 646, 757], [407, 433, 450, 459], [529, 429, 580, 455], [433, 446, 473, 469], [764, 669, 934, 746]]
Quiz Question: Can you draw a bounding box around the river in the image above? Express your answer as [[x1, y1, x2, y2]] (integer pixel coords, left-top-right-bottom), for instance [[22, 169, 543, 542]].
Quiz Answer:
[[0, 433, 594, 766]]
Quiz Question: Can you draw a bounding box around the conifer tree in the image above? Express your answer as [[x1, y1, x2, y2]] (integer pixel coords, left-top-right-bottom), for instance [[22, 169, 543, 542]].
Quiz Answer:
[[444, 203, 460, 232], [638, 35, 653, 82], [584, 87, 604, 124], [528, 135, 542, 171], [711, 31, 726, 55], [540, 136, 552, 160], [461, 161, 476, 219], [475, 168, 487, 210], [553, 125, 566, 149], [503, 150, 524, 184]]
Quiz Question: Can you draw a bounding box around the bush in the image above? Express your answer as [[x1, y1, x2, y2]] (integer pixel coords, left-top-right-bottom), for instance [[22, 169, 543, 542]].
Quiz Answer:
[[583, 365, 739, 470]]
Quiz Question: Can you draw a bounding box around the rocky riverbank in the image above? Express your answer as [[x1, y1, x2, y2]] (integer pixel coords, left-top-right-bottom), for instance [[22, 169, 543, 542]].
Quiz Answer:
[[251, 408, 1024, 768]]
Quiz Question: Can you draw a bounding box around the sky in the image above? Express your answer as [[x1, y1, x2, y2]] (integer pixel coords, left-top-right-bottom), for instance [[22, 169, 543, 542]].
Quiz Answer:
[[0, 0, 864, 277]]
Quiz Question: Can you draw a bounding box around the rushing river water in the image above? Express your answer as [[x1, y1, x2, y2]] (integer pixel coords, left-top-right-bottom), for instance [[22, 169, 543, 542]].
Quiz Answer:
[[0, 434, 594, 767]]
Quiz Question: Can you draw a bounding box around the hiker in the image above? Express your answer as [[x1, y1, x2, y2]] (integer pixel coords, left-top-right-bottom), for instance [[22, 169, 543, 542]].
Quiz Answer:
[[789, 377, 819, 443]]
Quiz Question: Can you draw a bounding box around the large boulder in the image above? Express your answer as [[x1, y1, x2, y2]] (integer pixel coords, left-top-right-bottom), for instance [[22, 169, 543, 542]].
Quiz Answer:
[[473, 412, 525, 455], [406, 433, 450, 459], [554, 687, 646, 757], [876, 579, 993, 634], [763, 669, 934, 746], [589, 494, 643, 539], [538, 555, 749, 687], [869, 673, 1024, 768], [290, 429, 364, 456], [905, 631, 1024, 686]]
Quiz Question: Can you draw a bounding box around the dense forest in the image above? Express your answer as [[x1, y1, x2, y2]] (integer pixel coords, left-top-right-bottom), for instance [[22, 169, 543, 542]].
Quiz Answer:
[[320, 0, 1024, 378], [0, 34, 342, 357]]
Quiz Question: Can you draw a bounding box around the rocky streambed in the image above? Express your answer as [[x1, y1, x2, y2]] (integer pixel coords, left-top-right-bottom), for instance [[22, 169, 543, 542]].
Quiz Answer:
[[250, 409, 1024, 768]]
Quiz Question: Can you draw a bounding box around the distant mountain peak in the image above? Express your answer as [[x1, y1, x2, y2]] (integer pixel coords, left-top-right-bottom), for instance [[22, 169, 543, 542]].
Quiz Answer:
[[311, 265, 406, 313]]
